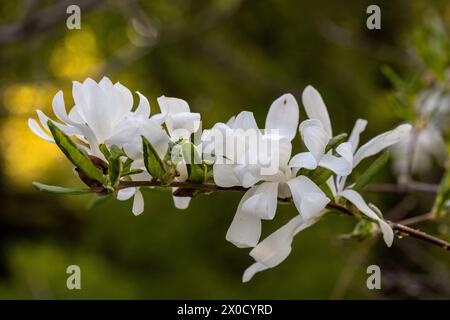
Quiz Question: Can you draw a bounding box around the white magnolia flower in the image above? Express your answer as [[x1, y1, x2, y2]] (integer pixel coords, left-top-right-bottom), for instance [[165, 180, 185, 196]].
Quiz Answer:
[[242, 176, 329, 282], [113, 96, 201, 212], [240, 86, 412, 282], [208, 94, 299, 189], [300, 86, 411, 246], [29, 77, 138, 157], [157, 96, 202, 210], [224, 91, 363, 248], [391, 89, 449, 177], [217, 94, 300, 247]]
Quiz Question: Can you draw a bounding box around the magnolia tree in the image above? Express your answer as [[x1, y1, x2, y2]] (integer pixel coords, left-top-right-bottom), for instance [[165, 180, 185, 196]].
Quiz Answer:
[[29, 77, 449, 282]]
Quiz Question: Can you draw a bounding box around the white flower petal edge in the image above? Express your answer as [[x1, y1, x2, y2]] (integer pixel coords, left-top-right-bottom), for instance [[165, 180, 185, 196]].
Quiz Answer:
[[242, 214, 320, 283], [338, 189, 394, 247], [286, 175, 330, 220], [132, 188, 144, 216], [353, 123, 412, 167], [299, 119, 329, 162], [265, 93, 299, 141], [301, 85, 332, 138], [241, 182, 279, 220], [226, 187, 262, 248]]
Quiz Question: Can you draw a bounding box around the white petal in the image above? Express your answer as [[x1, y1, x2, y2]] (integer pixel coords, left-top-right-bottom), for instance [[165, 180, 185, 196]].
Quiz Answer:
[[379, 220, 394, 247], [339, 188, 395, 246], [301, 85, 332, 137], [226, 115, 236, 127], [326, 176, 337, 197], [242, 263, 268, 283], [286, 176, 329, 220], [36, 109, 51, 131], [233, 164, 260, 188], [275, 137, 293, 169], [299, 119, 329, 162], [52, 91, 73, 125], [28, 118, 54, 143], [226, 188, 262, 248], [319, 142, 353, 176], [233, 111, 259, 130], [241, 182, 278, 220], [353, 124, 412, 167], [213, 164, 240, 187], [289, 152, 317, 172], [243, 215, 317, 282], [265, 93, 299, 141], [348, 119, 368, 153], [132, 189, 144, 216], [338, 189, 379, 220], [157, 96, 190, 115], [135, 91, 151, 118], [117, 187, 136, 201], [167, 112, 201, 140], [172, 188, 191, 209], [114, 82, 134, 113]]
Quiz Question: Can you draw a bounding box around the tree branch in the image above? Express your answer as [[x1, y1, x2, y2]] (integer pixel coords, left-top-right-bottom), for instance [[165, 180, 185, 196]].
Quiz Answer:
[[364, 181, 439, 193], [118, 180, 450, 251]]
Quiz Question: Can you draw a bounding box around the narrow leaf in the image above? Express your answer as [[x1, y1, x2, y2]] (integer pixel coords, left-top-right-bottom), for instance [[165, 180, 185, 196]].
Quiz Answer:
[[47, 121, 105, 184], [433, 167, 450, 218], [353, 151, 390, 191], [181, 142, 204, 183], [142, 136, 166, 180], [325, 133, 348, 153], [32, 182, 92, 195]]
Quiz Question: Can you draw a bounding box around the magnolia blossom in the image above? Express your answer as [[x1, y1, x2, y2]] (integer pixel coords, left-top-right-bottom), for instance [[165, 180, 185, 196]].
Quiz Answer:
[[115, 96, 201, 212], [29, 77, 138, 157], [391, 88, 449, 178], [240, 86, 411, 282], [28, 77, 416, 283], [222, 91, 357, 249], [29, 77, 199, 214]]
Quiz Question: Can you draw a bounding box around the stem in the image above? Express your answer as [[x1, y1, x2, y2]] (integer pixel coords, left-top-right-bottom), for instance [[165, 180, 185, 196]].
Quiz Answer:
[[118, 180, 450, 251], [327, 203, 449, 251], [364, 181, 439, 193]]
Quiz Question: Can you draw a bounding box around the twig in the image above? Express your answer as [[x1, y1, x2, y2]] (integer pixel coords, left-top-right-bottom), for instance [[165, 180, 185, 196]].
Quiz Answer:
[[0, 0, 105, 44], [118, 180, 450, 251], [364, 181, 439, 193]]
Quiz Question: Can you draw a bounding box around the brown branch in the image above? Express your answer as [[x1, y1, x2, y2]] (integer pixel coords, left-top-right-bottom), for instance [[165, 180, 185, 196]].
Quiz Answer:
[[364, 181, 439, 194], [0, 0, 105, 44], [392, 223, 449, 251], [118, 180, 450, 251]]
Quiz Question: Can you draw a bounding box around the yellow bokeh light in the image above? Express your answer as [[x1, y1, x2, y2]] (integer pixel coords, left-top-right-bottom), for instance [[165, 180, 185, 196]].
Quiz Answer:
[[0, 117, 63, 187], [50, 26, 102, 81], [3, 84, 56, 117]]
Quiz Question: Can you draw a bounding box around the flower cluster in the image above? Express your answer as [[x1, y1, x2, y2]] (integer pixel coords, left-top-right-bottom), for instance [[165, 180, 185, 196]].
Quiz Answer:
[[29, 77, 412, 281]]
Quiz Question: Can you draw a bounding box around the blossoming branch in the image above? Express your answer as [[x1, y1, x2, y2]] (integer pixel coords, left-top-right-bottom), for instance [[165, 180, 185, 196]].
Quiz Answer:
[[29, 77, 450, 282]]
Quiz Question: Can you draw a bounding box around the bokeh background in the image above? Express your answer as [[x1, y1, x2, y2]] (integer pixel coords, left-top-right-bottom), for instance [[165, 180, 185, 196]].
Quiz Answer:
[[0, 0, 449, 299]]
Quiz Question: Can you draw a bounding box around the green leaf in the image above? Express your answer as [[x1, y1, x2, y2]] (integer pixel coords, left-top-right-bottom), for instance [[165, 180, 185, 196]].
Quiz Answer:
[[433, 167, 450, 218], [47, 121, 106, 184], [181, 142, 205, 183], [99, 144, 111, 160], [352, 151, 390, 191], [308, 167, 334, 186], [325, 133, 348, 153], [102, 144, 124, 188], [142, 136, 166, 181], [351, 220, 377, 239], [121, 169, 144, 177], [32, 182, 92, 195]]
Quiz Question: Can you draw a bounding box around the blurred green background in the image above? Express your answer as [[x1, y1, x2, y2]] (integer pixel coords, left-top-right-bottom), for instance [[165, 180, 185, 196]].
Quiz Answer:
[[0, 0, 449, 299]]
